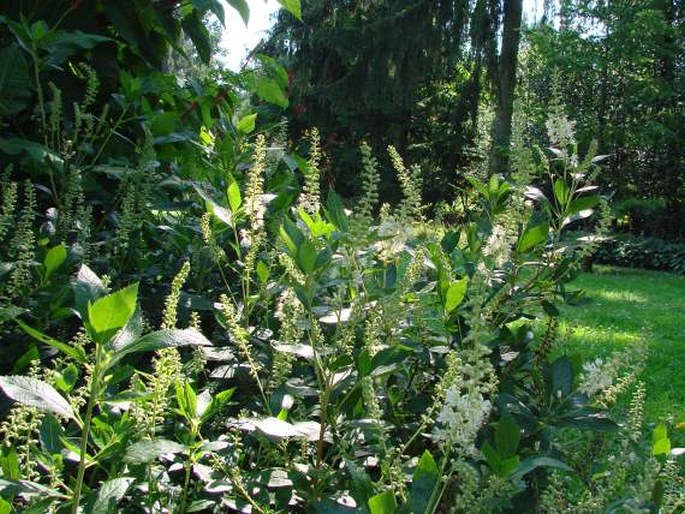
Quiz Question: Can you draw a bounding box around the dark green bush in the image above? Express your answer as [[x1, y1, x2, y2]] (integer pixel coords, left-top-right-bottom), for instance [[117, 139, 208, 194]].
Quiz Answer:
[[595, 235, 685, 275]]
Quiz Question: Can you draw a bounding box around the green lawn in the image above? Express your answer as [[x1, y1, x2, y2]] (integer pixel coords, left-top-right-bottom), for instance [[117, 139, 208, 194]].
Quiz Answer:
[[559, 265, 685, 427]]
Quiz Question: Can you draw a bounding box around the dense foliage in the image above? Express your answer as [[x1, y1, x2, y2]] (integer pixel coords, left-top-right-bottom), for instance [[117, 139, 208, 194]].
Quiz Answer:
[[0, 0, 683, 513], [595, 234, 685, 275]]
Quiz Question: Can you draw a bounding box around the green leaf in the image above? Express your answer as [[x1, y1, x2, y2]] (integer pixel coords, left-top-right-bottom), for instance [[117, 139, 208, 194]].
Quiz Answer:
[[92, 477, 135, 514], [652, 423, 671, 456], [181, 11, 211, 63], [227, 181, 242, 213], [297, 239, 318, 274], [15, 319, 86, 363], [409, 451, 439, 513], [0, 451, 19, 479], [568, 194, 600, 216], [495, 416, 520, 459], [42, 30, 112, 66], [124, 439, 186, 464], [553, 179, 570, 208], [550, 356, 573, 397], [518, 222, 549, 253], [88, 283, 139, 338], [39, 415, 63, 454], [368, 490, 397, 514], [277, 0, 302, 20], [256, 260, 269, 284], [199, 388, 235, 424], [510, 456, 573, 481], [0, 45, 31, 117], [43, 244, 67, 279], [237, 113, 257, 134], [226, 0, 250, 25], [256, 78, 289, 109], [74, 264, 107, 320], [0, 478, 62, 499], [0, 305, 27, 324], [345, 459, 375, 507], [445, 278, 468, 313], [108, 328, 212, 365], [0, 376, 73, 418]]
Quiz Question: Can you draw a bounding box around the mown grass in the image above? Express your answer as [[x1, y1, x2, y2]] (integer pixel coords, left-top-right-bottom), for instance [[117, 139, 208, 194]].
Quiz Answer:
[[558, 265, 685, 430]]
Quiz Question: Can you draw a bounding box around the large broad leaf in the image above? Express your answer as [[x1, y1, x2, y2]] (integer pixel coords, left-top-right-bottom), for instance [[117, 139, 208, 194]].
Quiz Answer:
[[226, 0, 250, 25], [43, 30, 112, 66], [495, 416, 520, 459], [87, 283, 139, 339], [0, 376, 73, 418], [237, 113, 257, 134], [277, 0, 302, 20], [0, 45, 31, 117], [256, 78, 289, 109], [0, 478, 62, 499], [92, 477, 135, 514], [444, 278, 468, 313], [549, 356, 573, 397], [43, 244, 67, 279], [409, 451, 439, 513], [124, 439, 185, 464], [510, 456, 573, 481], [181, 11, 211, 63], [108, 328, 212, 366], [39, 414, 63, 455], [368, 490, 397, 514], [518, 222, 549, 253]]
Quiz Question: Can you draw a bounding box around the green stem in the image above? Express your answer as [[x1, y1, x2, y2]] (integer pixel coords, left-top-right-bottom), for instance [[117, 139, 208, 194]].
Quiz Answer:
[[71, 346, 103, 514]]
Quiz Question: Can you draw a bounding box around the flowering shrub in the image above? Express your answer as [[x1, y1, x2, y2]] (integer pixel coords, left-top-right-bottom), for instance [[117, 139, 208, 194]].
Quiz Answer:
[[0, 114, 683, 513]]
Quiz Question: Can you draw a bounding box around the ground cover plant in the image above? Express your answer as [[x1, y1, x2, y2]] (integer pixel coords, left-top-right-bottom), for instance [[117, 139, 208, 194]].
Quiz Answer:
[[1, 1, 684, 512], [1, 89, 684, 511]]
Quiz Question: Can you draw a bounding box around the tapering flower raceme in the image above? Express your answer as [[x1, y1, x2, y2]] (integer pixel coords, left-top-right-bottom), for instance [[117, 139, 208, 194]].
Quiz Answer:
[[161, 261, 191, 330], [6, 181, 37, 299], [298, 128, 321, 215], [387, 145, 423, 222]]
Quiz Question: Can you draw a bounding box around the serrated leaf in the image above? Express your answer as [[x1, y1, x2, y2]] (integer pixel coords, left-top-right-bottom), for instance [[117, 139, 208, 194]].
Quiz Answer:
[[43, 244, 67, 279], [74, 264, 107, 319], [92, 477, 134, 514], [237, 113, 257, 134], [0, 376, 73, 418], [88, 283, 139, 338], [124, 439, 186, 464], [109, 328, 212, 364]]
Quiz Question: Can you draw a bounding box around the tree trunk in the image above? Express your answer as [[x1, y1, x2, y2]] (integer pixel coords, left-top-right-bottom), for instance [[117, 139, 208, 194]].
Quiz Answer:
[[489, 0, 523, 175]]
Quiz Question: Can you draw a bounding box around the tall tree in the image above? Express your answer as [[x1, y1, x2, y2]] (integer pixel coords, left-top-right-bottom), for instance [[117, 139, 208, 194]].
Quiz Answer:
[[489, 0, 523, 174]]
